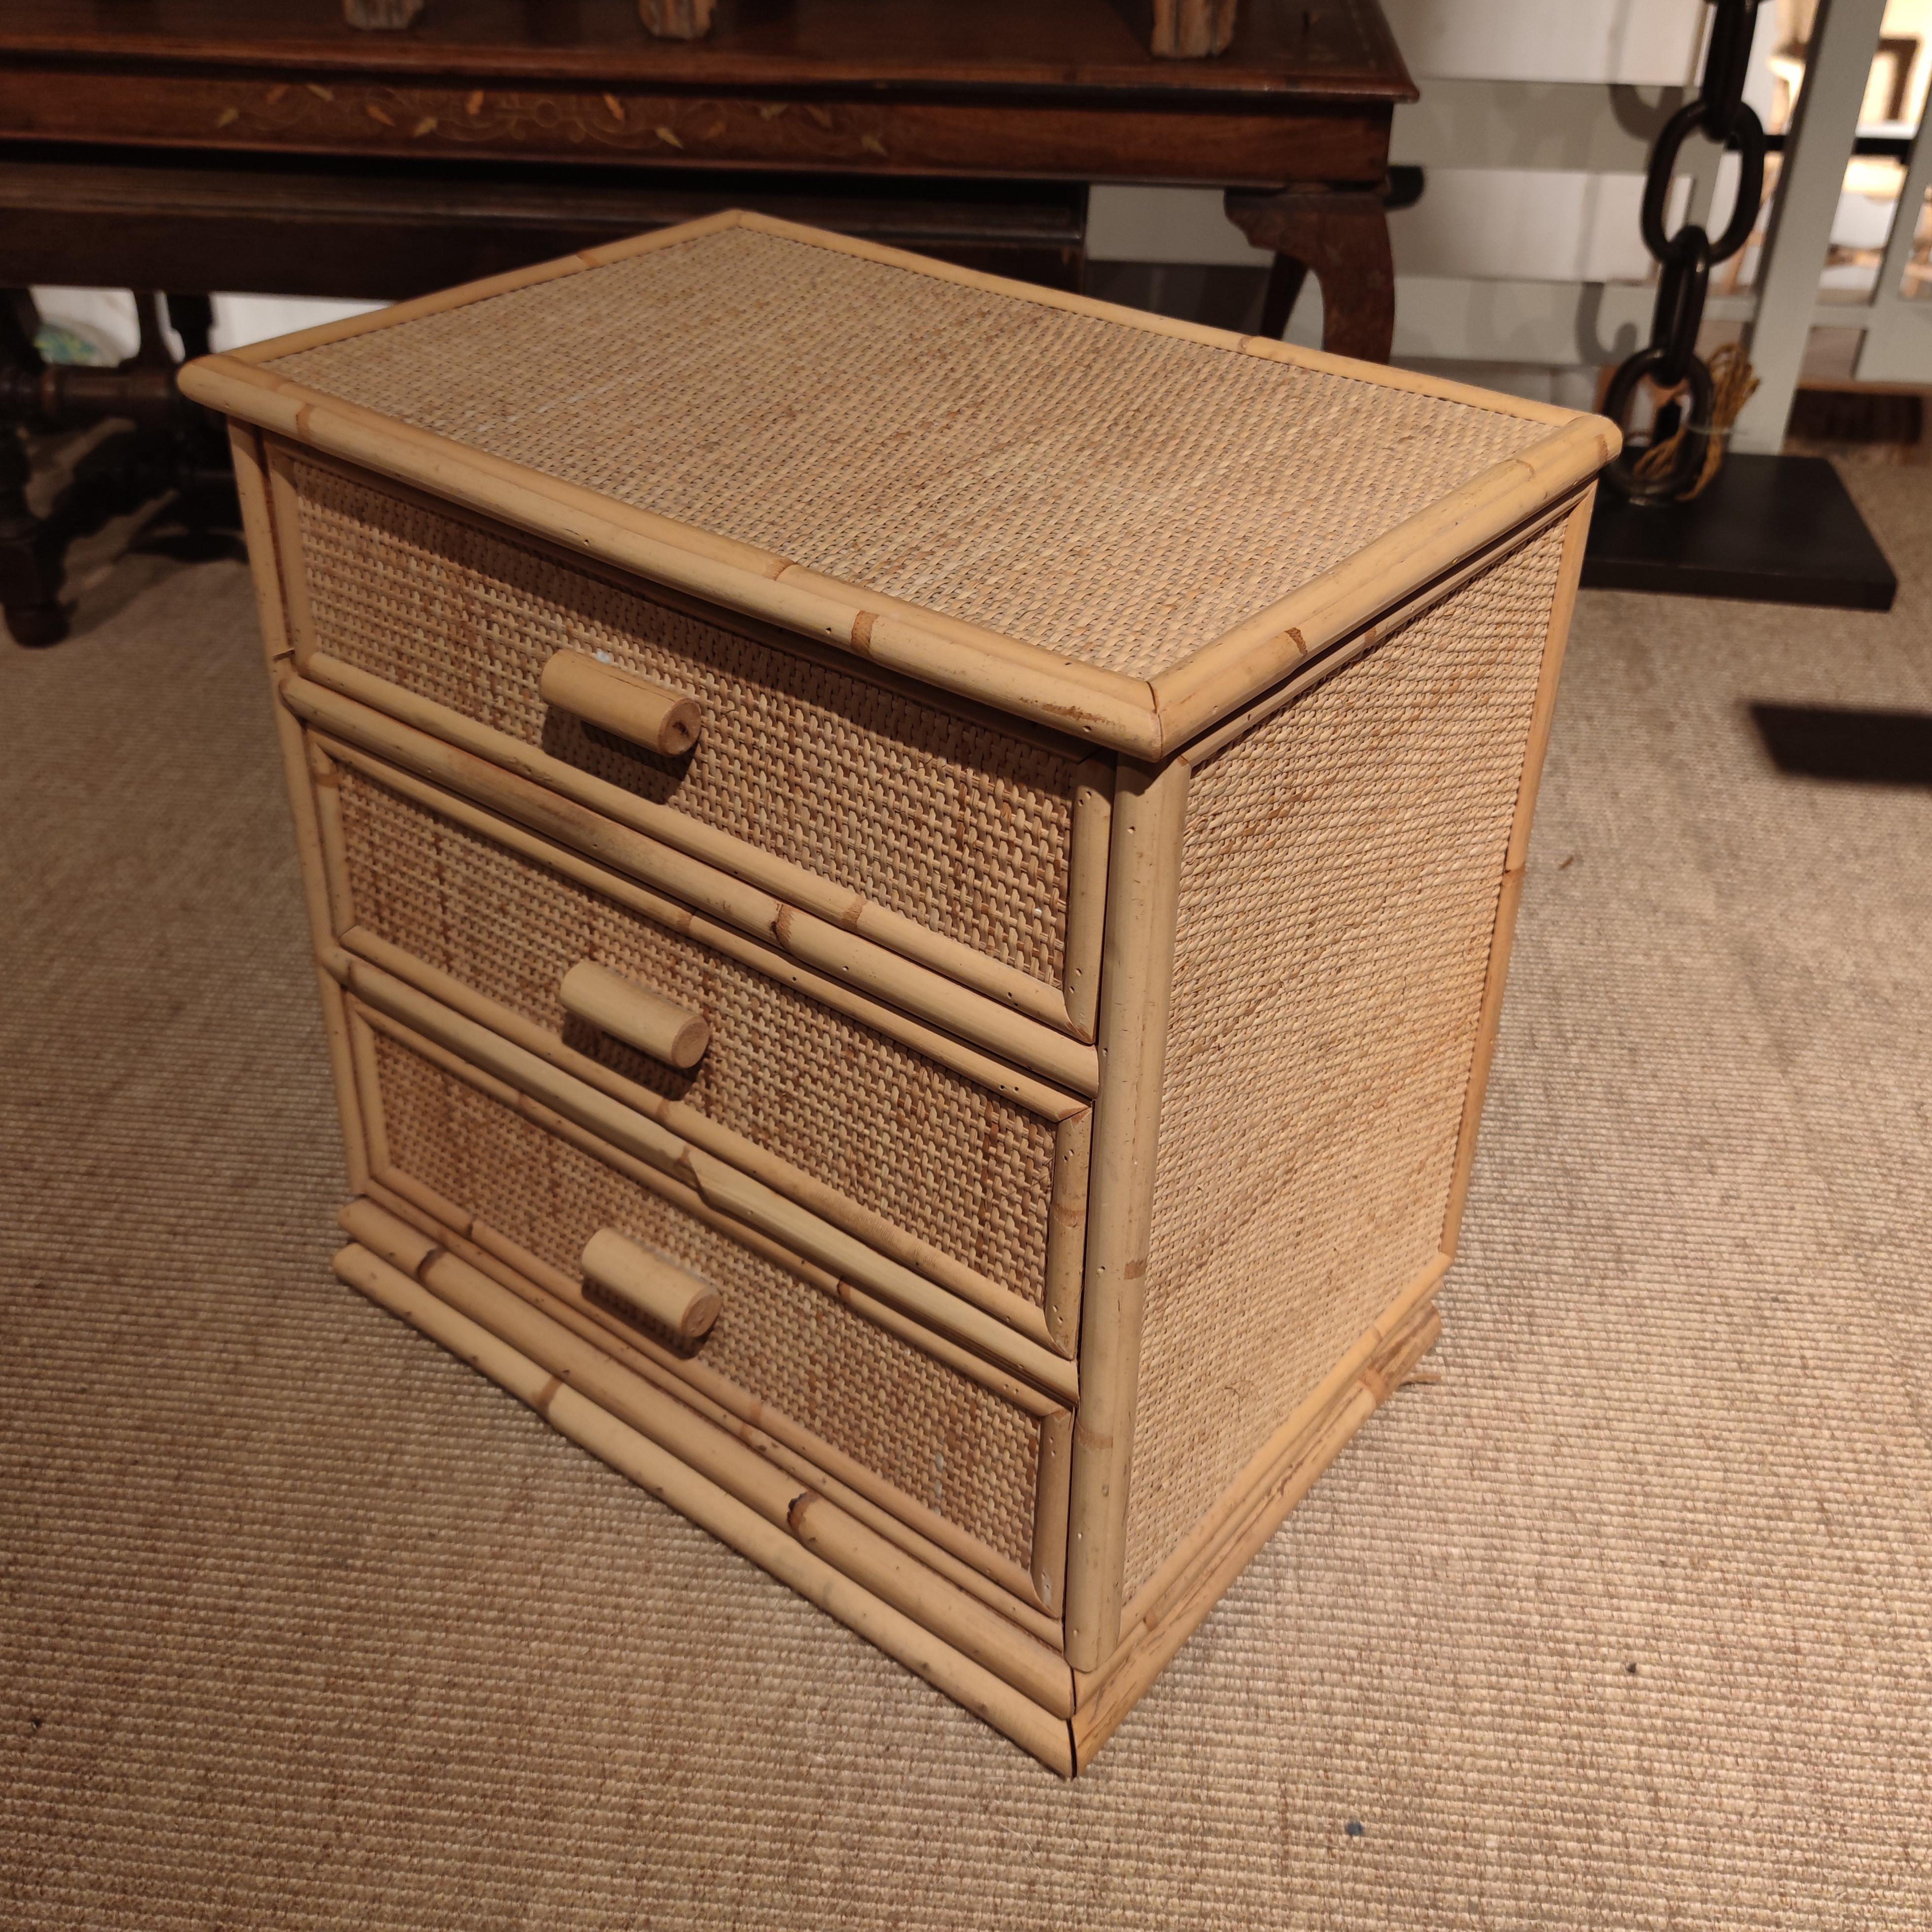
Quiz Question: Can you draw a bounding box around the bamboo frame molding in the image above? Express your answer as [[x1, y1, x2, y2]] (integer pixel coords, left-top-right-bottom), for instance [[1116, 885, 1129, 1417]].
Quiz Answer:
[[285, 676, 1100, 1100], [335, 918, 1083, 1330], [179, 208, 1616, 761], [230, 422, 369, 1192], [1440, 490, 1594, 1261], [265, 435, 1099, 1045], [314, 735, 1086, 1123]]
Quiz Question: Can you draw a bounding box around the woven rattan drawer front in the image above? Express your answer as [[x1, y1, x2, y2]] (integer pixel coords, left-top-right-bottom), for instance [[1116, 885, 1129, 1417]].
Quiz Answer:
[[367, 1025, 1046, 1573], [334, 758, 1063, 1314], [285, 452, 1084, 995]]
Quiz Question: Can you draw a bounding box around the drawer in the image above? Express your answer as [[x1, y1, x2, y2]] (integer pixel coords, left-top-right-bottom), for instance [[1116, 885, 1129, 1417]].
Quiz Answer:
[[273, 446, 1107, 1029], [357, 1017, 1066, 1593], [323, 749, 1089, 1347]]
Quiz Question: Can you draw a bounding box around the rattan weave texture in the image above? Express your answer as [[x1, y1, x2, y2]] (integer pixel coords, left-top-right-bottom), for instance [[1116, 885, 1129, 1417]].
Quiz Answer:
[[338, 765, 1057, 1306], [274, 226, 1545, 680], [372, 1030, 1043, 1569], [292, 459, 1078, 987], [1123, 525, 1567, 1591]]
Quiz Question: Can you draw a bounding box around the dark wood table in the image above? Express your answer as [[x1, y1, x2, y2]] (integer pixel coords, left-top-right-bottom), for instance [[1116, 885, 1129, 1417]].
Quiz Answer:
[[0, 0, 1415, 642]]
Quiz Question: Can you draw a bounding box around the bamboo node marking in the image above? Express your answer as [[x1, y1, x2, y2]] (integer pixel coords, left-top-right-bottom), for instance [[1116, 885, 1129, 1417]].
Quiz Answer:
[[533, 1375, 564, 1415]]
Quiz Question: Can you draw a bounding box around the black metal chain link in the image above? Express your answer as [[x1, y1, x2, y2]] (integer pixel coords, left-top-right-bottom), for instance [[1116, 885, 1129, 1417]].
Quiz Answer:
[[1603, 0, 1767, 501]]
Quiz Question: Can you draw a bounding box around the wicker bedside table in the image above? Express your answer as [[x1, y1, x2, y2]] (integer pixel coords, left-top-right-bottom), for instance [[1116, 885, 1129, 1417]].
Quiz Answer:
[[182, 210, 1613, 1773]]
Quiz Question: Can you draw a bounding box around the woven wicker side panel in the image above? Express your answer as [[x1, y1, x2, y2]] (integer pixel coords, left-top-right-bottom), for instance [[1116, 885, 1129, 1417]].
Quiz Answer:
[[273, 225, 1544, 679], [338, 765, 1056, 1305], [1122, 525, 1568, 1593], [371, 1031, 1043, 1569], [291, 459, 1077, 987]]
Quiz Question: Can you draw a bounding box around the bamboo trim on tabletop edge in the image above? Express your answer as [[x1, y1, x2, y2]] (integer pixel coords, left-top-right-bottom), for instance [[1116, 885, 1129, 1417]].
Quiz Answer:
[[182, 350, 1165, 756], [1062, 756, 1191, 1671], [269, 437, 1094, 1043], [333, 1237, 1076, 1774], [229, 420, 370, 1192], [1149, 425, 1614, 753], [337, 1196, 1073, 1718], [1441, 489, 1594, 1259], [181, 209, 1615, 759], [284, 674, 1100, 1101], [359, 1170, 1057, 1623], [1070, 1293, 1444, 1769], [1174, 490, 1587, 772], [334, 969, 1078, 1406]]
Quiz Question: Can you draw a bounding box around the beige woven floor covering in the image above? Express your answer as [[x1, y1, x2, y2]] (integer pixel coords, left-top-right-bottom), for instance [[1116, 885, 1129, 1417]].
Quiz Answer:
[[5, 466, 1932, 1926]]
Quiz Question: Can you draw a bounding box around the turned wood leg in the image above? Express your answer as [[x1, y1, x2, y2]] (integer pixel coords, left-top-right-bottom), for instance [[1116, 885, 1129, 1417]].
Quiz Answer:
[[1226, 187, 1396, 363]]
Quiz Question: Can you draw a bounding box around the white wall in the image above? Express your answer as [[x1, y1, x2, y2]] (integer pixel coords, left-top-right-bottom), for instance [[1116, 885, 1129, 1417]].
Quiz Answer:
[[29, 287, 386, 365]]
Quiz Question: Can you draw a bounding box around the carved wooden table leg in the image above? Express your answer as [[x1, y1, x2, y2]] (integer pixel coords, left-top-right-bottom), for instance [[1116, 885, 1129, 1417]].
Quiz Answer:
[[0, 290, 237, 648], [1225, 187, 1396, 363]]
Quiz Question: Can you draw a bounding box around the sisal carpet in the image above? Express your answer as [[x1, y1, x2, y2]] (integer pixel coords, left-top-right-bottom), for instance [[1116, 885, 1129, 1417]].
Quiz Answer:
[[4, 467, 1931, 1928]]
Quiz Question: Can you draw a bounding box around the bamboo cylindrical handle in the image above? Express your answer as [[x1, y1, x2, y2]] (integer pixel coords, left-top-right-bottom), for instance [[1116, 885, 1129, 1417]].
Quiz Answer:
[[559, 960, 710, 1069], [539, 649, 702, 756], [581, 1228, 722, 1341]]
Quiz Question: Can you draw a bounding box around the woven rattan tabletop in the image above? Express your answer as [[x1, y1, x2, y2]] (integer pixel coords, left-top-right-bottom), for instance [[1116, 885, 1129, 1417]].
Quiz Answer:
[[186, 211, 1612, 750], [266, 220, 1555, 676]]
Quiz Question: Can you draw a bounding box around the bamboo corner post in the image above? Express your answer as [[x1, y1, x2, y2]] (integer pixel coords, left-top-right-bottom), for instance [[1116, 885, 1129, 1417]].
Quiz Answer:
[[194, 207, 1611, 1772]]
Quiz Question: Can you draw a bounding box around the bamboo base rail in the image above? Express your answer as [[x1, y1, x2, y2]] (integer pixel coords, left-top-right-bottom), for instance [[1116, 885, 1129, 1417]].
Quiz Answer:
[[1110, 1248, 1450, 1647], [339, 1199, 1070, 1712], [1070, 1293, 1444, 1768], [333, 1235, 1075, 1773], [284, 671, 1100, 1100], [358, 1174, 1058, 1626]]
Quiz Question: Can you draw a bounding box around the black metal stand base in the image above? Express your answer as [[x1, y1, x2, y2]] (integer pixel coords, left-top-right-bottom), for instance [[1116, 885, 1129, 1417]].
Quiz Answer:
[[1582, 451, 1898, 612]]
